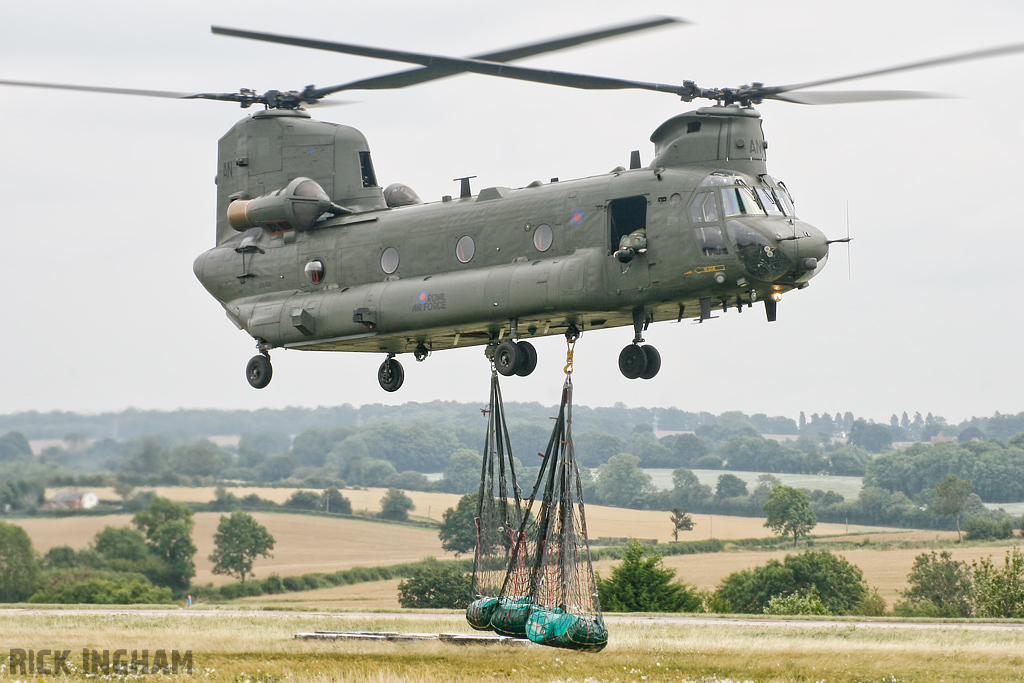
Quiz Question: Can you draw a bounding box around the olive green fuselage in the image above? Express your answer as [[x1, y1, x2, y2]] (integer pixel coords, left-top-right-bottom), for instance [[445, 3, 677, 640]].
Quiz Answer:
[[192, 106, 829, 357]]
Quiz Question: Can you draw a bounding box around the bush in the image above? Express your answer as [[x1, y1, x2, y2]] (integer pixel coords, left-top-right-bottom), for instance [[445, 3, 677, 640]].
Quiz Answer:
[[964, 515, 1014, 541], [716, 550, 867, 615], [261, 575, 285, 594], [597, 540, 702, 613], [28, 577, 172, 604], [282, 576, 305, 592], [284, 491, 321, 511], [397, 558, 471, 608], [763, 590, 830, 616], [973, 547, 1024, 618]]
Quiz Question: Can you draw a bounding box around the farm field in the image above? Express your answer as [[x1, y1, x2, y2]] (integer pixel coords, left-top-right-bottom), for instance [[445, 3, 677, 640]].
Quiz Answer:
[[3, 609, 1024, 683], [11, 513, 459, 586], [644, 468, 865, 498]]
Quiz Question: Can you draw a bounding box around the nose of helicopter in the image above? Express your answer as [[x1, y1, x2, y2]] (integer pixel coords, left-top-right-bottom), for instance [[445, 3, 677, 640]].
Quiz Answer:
[[776, 219, 829, 278]]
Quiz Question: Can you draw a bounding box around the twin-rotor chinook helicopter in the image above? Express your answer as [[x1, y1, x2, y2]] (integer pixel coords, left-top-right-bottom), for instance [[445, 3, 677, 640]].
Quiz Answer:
[[6, 20, 1023, 392]]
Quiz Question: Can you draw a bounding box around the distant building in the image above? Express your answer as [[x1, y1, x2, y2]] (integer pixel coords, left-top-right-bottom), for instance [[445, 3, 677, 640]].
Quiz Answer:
[[931, 431, 957, 444], [43, 490, 99, 510]]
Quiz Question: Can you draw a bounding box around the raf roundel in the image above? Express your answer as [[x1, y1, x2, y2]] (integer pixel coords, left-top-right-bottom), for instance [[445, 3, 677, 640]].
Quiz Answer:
[[570, 210, 584, 225], [419, 291, 428, 302]]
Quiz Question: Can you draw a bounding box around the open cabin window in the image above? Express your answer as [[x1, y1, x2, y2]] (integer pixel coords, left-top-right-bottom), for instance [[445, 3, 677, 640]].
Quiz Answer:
[[608, 195, 647, 255]]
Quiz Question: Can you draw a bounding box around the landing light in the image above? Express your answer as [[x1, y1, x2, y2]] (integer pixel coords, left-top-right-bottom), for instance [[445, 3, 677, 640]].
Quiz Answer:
[[771, 291, 783, 302]]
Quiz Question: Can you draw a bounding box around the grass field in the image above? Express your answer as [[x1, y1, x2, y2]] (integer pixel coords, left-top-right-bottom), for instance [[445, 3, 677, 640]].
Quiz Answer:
[[2, 609, 1023, 682], [22, 486, 1022, 609]]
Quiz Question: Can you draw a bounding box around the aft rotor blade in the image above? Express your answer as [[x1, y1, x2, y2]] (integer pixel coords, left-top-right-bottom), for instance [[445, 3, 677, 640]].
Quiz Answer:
[[0, 78, 197, 99], [772, 41, 1024, 94], [212, 26, 690, 97], [316, 16, 686, 94], [771, 89, 947, 105]]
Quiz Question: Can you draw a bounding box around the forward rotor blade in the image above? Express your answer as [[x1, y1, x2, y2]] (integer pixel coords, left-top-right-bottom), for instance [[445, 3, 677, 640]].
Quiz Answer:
[[0, 78, 197, 99], [773, 41, 1024, 94], [212, 26, 690, 97], [771, 89, 947, 105], [315, 16, 685, 94]]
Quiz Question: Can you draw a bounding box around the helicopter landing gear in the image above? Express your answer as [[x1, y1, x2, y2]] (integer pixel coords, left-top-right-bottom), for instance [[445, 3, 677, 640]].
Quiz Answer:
[[246, 353, 273, 389], [378, 354, 405, 392], [493, 339, 538, 377], [618, 307, 661, 380]]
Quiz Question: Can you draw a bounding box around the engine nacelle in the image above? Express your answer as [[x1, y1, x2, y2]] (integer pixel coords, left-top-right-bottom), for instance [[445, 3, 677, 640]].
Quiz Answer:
[[227, 177, 333, 232]]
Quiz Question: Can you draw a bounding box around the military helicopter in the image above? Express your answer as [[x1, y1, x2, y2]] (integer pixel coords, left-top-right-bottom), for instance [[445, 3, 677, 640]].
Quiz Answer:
[[5, 21, 1022, 394]]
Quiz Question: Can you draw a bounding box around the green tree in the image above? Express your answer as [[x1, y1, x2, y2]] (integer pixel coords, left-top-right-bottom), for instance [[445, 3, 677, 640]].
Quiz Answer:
[[896, 551, 973, 618], [209, 511, 276, 583], [284, 490, 321, 510], [716, 550, 866, 615], [0, 431, 33, 461], [397, 558, 472, 608], [595, 453, 656, 508], [670, 507, 694, 542], [439, 448, 483, 494], [931, 475, 972, 541], [597, 540, 701, 612], [380, 488, 415, 521], [0, 521, 42, 602], [972, 547, 1024, 618], [320, 487, 352, 514], [132, 496, 197, 590], [715, 473, 748, 500], [670, 468, 713, 509], [763, 485, 817, 548], [438, 493, 479, 556]]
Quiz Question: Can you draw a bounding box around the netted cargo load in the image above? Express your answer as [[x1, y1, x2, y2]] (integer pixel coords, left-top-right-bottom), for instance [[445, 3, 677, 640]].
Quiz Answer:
[[491, 370, 606, 651], [466, 371, 524, 631]]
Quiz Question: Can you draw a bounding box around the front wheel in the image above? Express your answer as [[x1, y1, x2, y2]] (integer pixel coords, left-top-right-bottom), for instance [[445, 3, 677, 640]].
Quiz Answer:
[[618, 344, 648, 379], [494, 340, 521, 376], [246, 355, 273, 389], [378, 357, 405, 392]]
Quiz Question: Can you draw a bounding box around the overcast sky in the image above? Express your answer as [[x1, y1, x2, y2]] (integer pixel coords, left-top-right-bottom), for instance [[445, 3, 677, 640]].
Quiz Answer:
[[1, 0, 1022, 424]]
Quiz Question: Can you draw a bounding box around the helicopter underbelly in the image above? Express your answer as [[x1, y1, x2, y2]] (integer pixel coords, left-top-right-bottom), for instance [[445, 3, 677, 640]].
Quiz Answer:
[[223, 246, 774, 355]]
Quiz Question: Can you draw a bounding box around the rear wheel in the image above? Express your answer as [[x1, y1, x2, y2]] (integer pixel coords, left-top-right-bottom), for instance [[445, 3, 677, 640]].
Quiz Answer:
[[617, 344, 648, 379], [246, 355, 273, 389], [378, 357, 405, 392]]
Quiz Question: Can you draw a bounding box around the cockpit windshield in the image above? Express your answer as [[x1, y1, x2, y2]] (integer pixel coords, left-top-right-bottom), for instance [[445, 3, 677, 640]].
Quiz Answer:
[[720, 186, 765, 217]]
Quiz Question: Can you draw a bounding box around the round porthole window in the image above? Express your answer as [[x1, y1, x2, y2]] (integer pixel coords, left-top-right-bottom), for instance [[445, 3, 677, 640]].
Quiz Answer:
[[381, 247, 400, 274], [304, 259, 325, 284], [456, 235, 475, 263], [533, 223, 553, 252]]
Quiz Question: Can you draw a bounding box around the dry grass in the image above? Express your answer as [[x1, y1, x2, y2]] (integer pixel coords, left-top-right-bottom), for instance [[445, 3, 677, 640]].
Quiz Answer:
[[11, 513, 459, 586], [2, 610, 1024, 682]]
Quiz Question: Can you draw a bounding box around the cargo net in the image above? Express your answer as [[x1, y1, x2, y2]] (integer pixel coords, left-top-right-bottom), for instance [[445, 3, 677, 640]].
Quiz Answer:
[[489, 374, 607, 652], [465, 370, 524, 631]]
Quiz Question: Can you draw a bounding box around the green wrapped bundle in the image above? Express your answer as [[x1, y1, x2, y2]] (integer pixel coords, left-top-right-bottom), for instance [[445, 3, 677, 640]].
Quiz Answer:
[[525, 607, 608, 652], [466, 597, 499, 631], [488, 595, 535, 638]]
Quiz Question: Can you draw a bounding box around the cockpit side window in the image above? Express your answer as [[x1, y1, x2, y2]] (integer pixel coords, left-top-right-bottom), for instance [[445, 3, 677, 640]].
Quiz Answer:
[[720, 187, 766, 217], [689, 191, 719, 223]]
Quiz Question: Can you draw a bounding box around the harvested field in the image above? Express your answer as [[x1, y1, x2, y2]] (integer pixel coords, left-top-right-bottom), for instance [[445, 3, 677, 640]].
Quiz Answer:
[[11, 513, 458, 586]]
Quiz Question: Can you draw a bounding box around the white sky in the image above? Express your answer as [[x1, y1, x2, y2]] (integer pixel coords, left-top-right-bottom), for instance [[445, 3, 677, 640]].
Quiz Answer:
[[1, 0, 1022, 424]]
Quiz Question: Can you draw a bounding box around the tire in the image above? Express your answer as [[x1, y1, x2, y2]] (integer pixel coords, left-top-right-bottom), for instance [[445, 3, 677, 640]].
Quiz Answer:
[[514, 341, 538, 377], [378, 357, 405, 392], [639, 344, 662, 379], [246, 355, 273, 389], [617, 344, 648, 379], [494, 340, 521, 376]]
